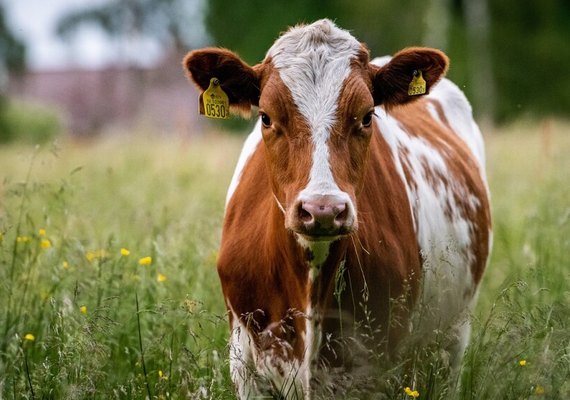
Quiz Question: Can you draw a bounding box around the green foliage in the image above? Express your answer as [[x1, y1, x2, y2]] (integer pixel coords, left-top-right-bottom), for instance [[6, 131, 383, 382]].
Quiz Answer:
[[0, 100, 62, 144], [205, 0, 570, 123], [206, 0, 335, 65], [489, 0, 570, 121], [0, 5, 26, 72], [1, 4, 27, 139], [0, 121, 569, 398]]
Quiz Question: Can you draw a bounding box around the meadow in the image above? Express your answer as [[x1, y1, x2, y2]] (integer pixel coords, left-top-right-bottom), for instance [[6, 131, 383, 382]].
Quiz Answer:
[[0, 120, 569, 399]]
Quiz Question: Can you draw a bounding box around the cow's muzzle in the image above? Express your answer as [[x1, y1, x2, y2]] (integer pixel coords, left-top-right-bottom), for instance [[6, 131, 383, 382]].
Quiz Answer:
[[288, 194, 356, 240]]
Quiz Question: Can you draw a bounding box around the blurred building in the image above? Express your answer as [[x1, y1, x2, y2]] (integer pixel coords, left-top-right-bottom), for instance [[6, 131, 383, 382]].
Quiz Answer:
[[7, 52, 202, 137]]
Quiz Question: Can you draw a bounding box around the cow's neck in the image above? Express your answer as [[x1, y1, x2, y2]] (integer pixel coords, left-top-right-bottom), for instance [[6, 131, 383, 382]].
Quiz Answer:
[[277, 209, 350, 388]]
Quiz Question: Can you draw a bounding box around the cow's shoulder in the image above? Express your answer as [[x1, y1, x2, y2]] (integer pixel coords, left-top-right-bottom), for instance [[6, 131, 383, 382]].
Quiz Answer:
[[372, 54, 484, 168], [426, 78, 486, 167]]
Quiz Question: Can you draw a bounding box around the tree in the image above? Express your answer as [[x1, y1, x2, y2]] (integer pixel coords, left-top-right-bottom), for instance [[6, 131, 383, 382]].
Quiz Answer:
[[206, 0, 333, 65], [0, 5, 25, 73], [0, 4, 26, 142], [463, 0, 495, 128], [489, 0, 570, 121], [205, 0, 570, 124], [56, 0, 206, 59], [55, 0, 208, 134]]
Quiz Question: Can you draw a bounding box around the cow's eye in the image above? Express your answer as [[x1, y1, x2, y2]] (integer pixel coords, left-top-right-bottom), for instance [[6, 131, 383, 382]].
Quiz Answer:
[[260, 112, 272, 128], [362, 111, 374, 128]]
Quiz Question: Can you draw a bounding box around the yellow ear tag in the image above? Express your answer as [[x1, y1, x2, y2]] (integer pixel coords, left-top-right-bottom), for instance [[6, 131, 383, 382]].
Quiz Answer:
[[408, 70, 427, 96], [200, 78, 230, 119]]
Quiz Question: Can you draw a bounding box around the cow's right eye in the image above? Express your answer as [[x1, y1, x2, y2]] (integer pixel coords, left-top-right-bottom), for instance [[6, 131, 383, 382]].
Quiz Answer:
[[362, 111, 374, 128], [260, 112, 272, 128]]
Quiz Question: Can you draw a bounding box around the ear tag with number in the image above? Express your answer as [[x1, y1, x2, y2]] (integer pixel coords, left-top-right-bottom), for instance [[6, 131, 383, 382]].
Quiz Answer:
[[200, 77, 230, 119], [408, 70, 427, 96]]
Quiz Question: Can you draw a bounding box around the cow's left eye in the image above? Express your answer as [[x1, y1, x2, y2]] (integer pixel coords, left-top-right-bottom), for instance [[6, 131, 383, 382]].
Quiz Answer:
[[362, 111, 374, 128], [260, 112, 272, 128]]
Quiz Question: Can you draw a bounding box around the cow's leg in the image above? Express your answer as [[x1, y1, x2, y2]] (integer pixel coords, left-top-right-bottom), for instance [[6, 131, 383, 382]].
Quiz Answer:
[[229, 324, 260, 399], [230, 314, 309, 399], [444, 309, 472, 390]]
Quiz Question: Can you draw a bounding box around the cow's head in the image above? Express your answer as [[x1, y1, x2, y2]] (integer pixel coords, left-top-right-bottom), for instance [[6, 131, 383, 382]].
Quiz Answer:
[[184, 20, 447, 244]]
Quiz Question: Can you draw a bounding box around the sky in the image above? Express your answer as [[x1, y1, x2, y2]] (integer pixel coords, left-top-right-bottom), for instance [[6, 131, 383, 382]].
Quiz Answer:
[[4, 0, 208, 71]]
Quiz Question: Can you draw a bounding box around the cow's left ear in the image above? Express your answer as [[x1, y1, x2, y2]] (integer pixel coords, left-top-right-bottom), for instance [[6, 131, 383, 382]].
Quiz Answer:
[[370, 47, 449, 108], [183, 48, 263, 115]]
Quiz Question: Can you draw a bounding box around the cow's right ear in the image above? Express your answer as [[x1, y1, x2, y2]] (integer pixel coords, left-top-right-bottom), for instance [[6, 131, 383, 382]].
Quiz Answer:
[[183, 48, 262, 115]]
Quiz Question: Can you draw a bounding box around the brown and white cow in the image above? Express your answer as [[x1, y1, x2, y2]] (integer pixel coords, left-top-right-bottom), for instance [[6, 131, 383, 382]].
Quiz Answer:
[[184, 19, 491, 399]]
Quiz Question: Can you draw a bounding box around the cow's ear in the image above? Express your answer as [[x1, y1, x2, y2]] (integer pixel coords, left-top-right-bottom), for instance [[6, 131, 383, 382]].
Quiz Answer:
[[183, 48, 262, 115], [370, 47, 448, 108]]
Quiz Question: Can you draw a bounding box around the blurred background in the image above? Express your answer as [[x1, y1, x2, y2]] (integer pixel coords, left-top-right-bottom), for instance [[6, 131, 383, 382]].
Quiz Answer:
[[1, 0, 569, 143]]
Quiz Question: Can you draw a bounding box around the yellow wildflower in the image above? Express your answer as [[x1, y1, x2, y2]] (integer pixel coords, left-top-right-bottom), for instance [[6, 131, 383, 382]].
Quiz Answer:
[[86, 249, 107, 262], [40, 239, 51, 249], [17, 236, 31, 243], [158, 370, 168, 380], [534, 385, 545, 395], [404, 387, 420, 398], [138, 256, 152, 266], [24, 333, 35, 341], [519, 359, 527, 367], [63, 261, 69, 269], [120, 248, 130, 256], [80, 305, 87, 314], [157, 273, 167, 282], [38, 228, 46, 236]]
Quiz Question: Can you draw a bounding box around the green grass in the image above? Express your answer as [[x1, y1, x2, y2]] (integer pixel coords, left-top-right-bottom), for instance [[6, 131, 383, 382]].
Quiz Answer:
[[0, 121, 569, 399], [0, 133, 242, 398]]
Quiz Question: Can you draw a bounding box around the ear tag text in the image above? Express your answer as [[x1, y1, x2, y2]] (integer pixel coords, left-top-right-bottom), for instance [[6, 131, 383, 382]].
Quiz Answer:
[[200, 78, 230, 119], [408, 70, 427, 96]]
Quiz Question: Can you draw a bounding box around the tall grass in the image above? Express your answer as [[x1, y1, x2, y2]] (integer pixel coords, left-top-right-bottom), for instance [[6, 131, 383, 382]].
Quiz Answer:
[[0, 134, 242, 398], [0, 121, 569, 399]]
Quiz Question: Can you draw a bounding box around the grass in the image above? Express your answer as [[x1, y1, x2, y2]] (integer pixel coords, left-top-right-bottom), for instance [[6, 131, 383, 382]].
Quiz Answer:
[[0, 120, 569, 399]]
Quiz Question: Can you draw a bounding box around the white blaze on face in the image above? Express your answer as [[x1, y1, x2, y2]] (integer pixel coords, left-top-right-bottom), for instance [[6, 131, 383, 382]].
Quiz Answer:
[[267, 19, 360, 206]]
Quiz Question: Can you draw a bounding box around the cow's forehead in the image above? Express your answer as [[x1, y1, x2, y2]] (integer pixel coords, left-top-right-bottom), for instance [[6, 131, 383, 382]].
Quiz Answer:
[[263, 19, 364, 125], [266, 19, 361, 61], [263, 19, 364, 123], [266, 20, 362, 88]]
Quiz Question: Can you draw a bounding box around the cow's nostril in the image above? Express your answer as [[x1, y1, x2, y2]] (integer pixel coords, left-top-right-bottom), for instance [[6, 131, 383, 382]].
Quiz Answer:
[[291, 197, 354, 237], [335, 205, 348, 223], [298, 204, 313, 223]]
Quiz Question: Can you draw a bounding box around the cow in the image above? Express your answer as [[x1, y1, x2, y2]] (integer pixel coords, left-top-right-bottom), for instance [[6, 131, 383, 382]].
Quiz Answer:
[[183, 19, 492, 399]]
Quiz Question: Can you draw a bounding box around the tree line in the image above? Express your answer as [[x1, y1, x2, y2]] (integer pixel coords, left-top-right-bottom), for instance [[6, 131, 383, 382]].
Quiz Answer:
[[1, 0, 569, 133], [206, 0, 570, 123]]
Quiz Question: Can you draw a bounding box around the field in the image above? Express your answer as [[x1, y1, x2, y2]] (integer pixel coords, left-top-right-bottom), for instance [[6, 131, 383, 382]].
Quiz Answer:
[[0, 120, 569, 399]]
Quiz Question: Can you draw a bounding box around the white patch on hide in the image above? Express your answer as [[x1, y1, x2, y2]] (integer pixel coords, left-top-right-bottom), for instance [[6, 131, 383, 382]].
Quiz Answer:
[[225, 120, 262, 207], [376, 90, 483, 335], [227, 302, 307, 399]]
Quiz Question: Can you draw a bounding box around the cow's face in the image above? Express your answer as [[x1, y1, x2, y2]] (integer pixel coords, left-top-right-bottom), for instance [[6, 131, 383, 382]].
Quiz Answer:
[[184, 20, 447, 244]]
